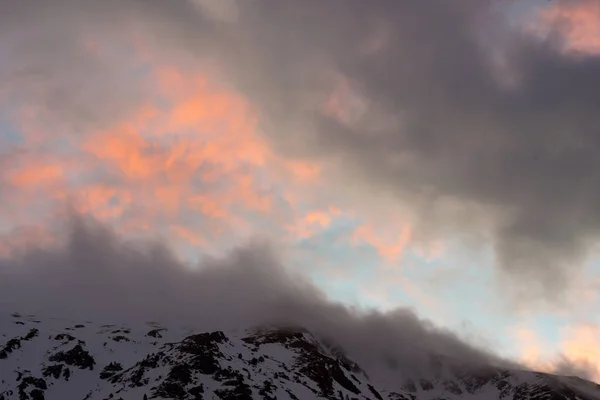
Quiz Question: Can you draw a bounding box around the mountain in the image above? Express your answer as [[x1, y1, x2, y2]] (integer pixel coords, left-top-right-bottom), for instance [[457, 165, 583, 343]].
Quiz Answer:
[[1, 312, 599, 400]]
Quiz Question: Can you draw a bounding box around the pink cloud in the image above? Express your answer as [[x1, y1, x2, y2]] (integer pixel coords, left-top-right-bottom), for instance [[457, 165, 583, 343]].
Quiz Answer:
[[559, 324, 600, 380], [0, 33, 447, 320], [536, 0, 600, 55], [513, 324, 600, 382], [170, 224, 207, 247], [1, 59, 333, 255], [286, 209, 338, 240], [7, 162, 63, 189], [0, 224, 58, 257], [284, 160, 322, 182], [352, 223, 412, 264]]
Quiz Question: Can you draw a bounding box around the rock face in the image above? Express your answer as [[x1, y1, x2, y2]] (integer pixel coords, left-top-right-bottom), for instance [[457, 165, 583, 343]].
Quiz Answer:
[[1, 312, 600, 400]]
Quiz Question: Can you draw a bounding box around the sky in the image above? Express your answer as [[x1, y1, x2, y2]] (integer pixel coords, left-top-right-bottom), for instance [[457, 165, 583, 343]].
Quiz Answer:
[[0, 0, 599, 383]]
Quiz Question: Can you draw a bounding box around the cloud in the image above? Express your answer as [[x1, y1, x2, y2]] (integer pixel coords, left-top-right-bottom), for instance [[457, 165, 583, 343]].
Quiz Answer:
[[3, 2, 600, 387], [0, 0, 222, 136], [0, 213, 515, 380], [513, 325, 600, 383], [0, 55, 305, 255], [2, 0, 600, 306], [557, 324, 600, 381], [553, 357, 598, 382], [537, 0, 600, 55], [215, 0, 600, 302], [352, 223, 412, 264]]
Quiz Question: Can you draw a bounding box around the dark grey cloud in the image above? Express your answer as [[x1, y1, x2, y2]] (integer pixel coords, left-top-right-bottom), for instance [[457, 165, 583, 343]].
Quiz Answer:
[[0, 0, 219, 134], [1, 0, 599, 301], [0, 213, 516, 381], [218, 0, 600, 301], [2, 214, 598, 382]]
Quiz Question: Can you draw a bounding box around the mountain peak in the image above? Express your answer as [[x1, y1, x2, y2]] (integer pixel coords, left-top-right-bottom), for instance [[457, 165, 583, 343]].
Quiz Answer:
[[1, 311, 599, 400]]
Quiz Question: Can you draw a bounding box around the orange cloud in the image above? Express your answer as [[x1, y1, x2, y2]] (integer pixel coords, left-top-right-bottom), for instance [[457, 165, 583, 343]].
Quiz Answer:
[[155, 68, 268, 168], [228, 172, 273, 214], [1, 33, 367, 255], [352, 223, 412, 263], [513, 324, 600, 382], [83, 128, 156, 180], [513, 328, 549, 368], [170, 225, 206, 246], [286, 209, 338, 240], [188, 195, 229, 219], [305, 210, 332, 227], [538, 0, 600, 55], [7, 162, 63, 189], [74, 66, 274, 232], [2, 46, 423, 297], [70, 185, 132, 220], [559, 324, 600, 380], [284, 160, 321, 182], [0, 224, 57, 257]]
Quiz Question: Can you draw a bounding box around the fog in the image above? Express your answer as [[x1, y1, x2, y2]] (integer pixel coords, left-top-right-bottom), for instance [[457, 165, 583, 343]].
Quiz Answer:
[[0, 214, 518, 380]]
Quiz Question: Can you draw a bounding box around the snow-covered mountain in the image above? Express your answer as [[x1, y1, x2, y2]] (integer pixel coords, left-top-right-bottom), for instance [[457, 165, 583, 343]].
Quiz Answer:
[[1, 311, 599, 400]]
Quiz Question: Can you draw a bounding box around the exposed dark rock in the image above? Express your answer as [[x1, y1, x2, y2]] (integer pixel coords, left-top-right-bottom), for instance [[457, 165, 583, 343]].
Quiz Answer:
[[53, 333, 76, 342], [0, 338, 22, 359], [42, 364, 64, 380], [403, 380, 417, 393], [140, 353, 161, 369], [153, 381, 187, 398], [49, 344, 96, 370], [23, 329, 39, 340], [167, 364, 193, 385], [0, 328, 39, 360], [389, 392, 416, 400], [100, 362, 124, 380], [443, 380, 463, 395], [188, 385, 205, 399], [128, 367, 149, 388], [367, 384, 384, 400], [258, 380, 277, 400], [244, 329, 360, 398], [146, 329, 164, 338], [419, 379, 434, 391], [17, 376, 47, 400], [214, 375, 253, 400], [3, 316, 600, 400], [180, 331, 227, 354], [458, 368, 497, 394]]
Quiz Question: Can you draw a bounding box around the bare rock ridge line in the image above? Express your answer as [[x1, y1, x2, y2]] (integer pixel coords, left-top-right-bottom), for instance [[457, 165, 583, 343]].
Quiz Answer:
[[1, 312, 600, 400]]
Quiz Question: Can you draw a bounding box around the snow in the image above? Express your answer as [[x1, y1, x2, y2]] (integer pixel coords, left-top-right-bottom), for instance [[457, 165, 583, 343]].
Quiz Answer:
[[1, 311, 600, 400]]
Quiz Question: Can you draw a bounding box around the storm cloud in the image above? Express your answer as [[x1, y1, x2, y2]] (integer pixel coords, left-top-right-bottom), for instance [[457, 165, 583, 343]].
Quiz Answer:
[[0, 213, 518, 381], [221, 0, 600, 300], [1, 0, 599, 301]]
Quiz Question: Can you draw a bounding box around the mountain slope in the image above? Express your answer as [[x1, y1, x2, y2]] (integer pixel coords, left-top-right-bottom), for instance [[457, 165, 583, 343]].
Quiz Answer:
[[1, 312, 599, 400]]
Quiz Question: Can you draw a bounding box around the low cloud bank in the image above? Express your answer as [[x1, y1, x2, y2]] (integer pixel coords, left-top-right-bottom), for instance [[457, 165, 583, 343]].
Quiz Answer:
[[0, 214, 517, 380], [2, 0, 600, 301]]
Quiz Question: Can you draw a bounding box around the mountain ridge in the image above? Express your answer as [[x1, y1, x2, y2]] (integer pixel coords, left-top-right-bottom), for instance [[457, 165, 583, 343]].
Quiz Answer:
[[1, 311, 599, 400]]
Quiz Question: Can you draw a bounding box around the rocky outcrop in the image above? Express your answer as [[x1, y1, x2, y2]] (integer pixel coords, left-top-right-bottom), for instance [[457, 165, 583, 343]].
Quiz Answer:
[[1, 312, 599, 400]]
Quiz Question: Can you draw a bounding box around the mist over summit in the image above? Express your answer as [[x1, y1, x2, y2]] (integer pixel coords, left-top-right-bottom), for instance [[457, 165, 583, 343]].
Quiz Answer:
[[2, 310, 600, 400]]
